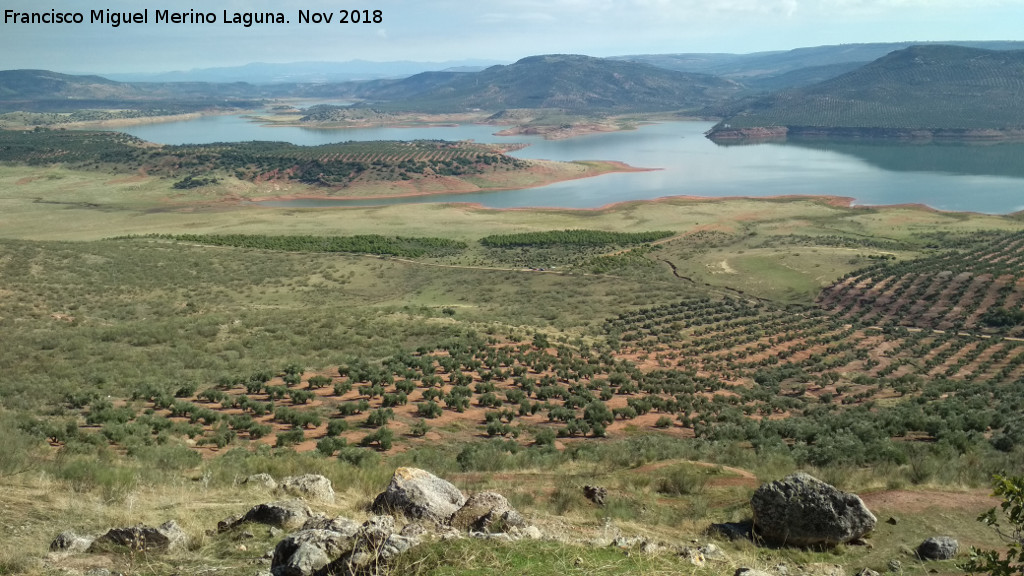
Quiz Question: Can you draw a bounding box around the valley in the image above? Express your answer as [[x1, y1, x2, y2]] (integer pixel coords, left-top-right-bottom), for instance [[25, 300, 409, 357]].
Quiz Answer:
[[4, 38, 1024, 576]]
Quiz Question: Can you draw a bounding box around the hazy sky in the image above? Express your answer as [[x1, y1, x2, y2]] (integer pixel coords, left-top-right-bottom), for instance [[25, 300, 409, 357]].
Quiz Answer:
[[2, 0, 1023, 73]]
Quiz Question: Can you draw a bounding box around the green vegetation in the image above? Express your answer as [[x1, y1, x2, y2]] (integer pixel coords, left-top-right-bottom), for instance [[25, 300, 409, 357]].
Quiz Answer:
[[710, 45, 1024, 136], [965, 475, 1024, 576], [480, 229, 673, 247], [2, 151, 1024, 574], [0, 129, 526, 186], [144, 233, 467, 258]]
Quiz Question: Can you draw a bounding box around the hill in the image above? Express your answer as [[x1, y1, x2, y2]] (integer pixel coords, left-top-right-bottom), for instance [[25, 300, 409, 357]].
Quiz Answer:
[[364, 54, 744, 113], [102, 59, 503, 83], [706, 45, 1024, 140], [616, 40, 1024, 90], [0, 69, 274, 114]]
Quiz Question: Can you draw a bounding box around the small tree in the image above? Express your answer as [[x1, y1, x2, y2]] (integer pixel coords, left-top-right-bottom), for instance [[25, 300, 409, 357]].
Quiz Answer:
[[964, 474, 1024, 576]]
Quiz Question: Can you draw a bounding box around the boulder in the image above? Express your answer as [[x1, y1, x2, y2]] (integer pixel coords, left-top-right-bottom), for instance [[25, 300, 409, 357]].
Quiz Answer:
[[90, 520, 188, 553], [917, 536, 958, 560], [751, 473, 876, 547], [279, 474, 335, 504], [449, 492, 525, 532], [233, 500, 314, 531], [301, 515, 360, 537], [270, 515, 420, 576], [271, 529, 353, 576], [371, 467, 466, 523], [708, 521, 753, 541], [583, 485, 608, 506], [50, 530, 95, 553], [244, 473, 278, 490]]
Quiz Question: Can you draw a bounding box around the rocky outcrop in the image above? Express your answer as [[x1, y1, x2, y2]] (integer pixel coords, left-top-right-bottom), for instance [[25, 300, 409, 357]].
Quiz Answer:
[[244, 473, 278, 490], [90, 520, 188, 553], [750, 473, 876, 547], [279, 474, 335, 504], [224, 500, 315, 532], [271, 515, 419, 576], [50, 531, 95, 553], [371, 467, 466, 523], [917, 536, 958, 560], [449, 492, 525, 533]]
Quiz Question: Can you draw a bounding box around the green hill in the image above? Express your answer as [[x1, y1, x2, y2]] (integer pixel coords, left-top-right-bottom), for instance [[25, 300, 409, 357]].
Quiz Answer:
[[707, 45, 1024, 140], [370, 54, 744, 113]]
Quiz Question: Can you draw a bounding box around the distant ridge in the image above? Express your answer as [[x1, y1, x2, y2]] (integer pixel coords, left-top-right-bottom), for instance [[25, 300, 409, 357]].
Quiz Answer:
[[102, 59, 504, 84], [615, 41, 1024, 90], [368, 54, 744, 113], [707, 45, 1024, 140]]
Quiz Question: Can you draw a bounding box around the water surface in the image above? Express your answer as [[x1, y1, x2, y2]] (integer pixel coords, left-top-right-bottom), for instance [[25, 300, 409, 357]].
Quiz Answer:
[[114, 116, 1024, 214]]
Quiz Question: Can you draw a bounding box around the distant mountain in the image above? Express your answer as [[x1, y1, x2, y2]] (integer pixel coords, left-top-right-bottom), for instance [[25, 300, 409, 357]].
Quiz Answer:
[[0, 69, 279, 113], [368, 54, 744, 113], [706, 45, 1024, 139], [615, 41, 1024, 91], [0, 70, 144, 100], [103, 60, 504, 84]]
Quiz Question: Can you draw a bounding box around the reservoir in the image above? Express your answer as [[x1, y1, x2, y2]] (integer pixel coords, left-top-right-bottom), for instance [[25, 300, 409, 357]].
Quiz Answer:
[[115, 115, 1024, 214]]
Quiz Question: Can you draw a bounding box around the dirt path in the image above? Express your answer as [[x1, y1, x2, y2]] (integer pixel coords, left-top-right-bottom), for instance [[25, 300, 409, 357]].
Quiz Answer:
[[861, 489, 998, 515]]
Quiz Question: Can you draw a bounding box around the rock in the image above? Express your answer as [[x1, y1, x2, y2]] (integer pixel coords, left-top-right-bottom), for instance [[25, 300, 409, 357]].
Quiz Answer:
[[371, 467, 466, 523], [695, 543, 728, 562], [917, 537, 958, 560], [886, 559, 902, 573], [583, 485, 608, 506], [244, 473, 278, 490], [50, 530, 95, 553], [270, 515, 420, 576], [218, 513, 244, 533], [856, 569, 881, 576], [708, 521, 753, 541], [508, 525, 543, 540], [325, 516, 419, 576], [399, 522, 430, 539], [683, 547, 706, 566], [300, 515, 360, 537], [90, 520, 188, 553], [750, 473, 876, 547], [234, 500, 314, 531], [271, 529, 352, 576], [886, 516, 899, 525], [449, 492, 524, 532], [735, 568, 774, 576], [279, 474, 335, 504]]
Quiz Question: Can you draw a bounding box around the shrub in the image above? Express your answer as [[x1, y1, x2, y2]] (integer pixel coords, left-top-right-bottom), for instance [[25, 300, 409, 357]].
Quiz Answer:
[[416, 401, 443, 419], [964, 474, 1024, 576], [410, 420, 429, 437], [326, 419, 350, 436]]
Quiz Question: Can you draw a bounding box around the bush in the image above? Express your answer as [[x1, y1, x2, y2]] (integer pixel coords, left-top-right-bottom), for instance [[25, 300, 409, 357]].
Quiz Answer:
[[326, 419, 350, 436], [655, 465, 708, 496], [416, 401, 443, 419], [409, 420, 428, 437], [275, 428, 305, 448], [964, 474, 1024, 576]]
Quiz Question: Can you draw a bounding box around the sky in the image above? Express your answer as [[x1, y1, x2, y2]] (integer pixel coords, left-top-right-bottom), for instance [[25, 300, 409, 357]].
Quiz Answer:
[[2, 0, 1024, 74]]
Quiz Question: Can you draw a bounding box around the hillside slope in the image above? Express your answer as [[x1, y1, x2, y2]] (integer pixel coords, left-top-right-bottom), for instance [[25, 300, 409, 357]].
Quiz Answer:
[[370, 54, 743, 113], [707, 45, 1024, 140]]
